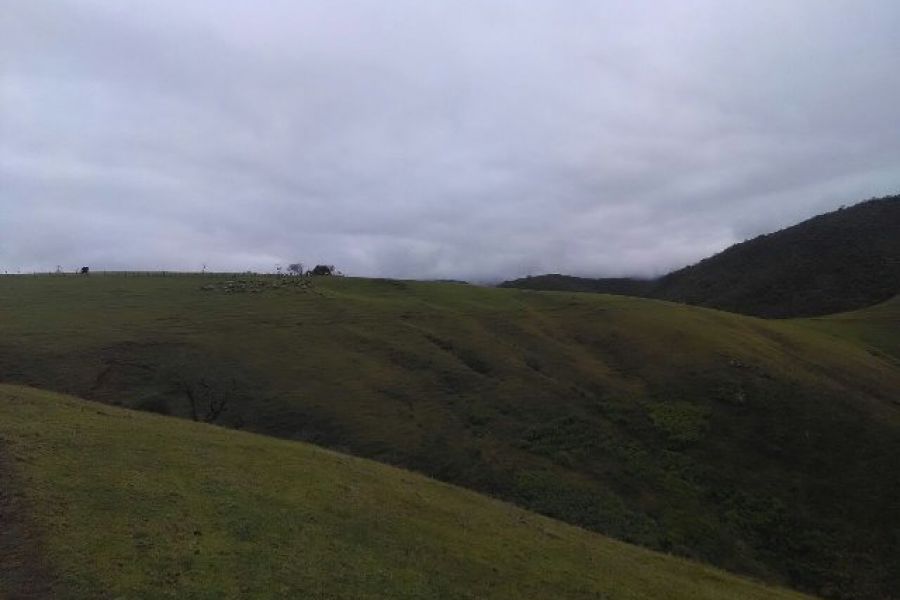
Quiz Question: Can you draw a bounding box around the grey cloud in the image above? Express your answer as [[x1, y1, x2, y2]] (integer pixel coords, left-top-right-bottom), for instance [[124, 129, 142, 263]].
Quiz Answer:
[[2, 0, 899, 279]]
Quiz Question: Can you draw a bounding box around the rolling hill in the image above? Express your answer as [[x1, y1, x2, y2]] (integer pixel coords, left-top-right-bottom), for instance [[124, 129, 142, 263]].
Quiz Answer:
[[502, 195, 900, 318], [796, 294, 900, 365], [0, 384, 812, 599], [0, 274, 898, 598]]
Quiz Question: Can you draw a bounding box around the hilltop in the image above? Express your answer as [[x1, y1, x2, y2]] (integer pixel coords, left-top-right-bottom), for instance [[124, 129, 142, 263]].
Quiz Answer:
[[0, 384, 812, 599], [1, 274, 898, 597], [502, 195, 900, 318]]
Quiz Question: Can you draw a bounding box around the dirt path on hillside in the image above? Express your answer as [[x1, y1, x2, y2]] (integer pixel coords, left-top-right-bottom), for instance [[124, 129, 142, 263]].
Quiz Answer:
[[0, 442, 57, 599]]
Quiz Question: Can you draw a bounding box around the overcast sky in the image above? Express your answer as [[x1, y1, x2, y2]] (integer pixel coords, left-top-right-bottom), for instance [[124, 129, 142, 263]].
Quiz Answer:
[[2, 1, 899, 279]]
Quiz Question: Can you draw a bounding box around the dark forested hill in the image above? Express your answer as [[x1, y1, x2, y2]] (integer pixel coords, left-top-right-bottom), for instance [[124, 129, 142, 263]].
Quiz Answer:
[[502, 195, 900, 318], [653, 196, 900, 317]]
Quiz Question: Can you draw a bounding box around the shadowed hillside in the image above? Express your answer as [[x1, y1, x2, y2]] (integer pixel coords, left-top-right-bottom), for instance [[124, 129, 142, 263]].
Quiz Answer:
[[0, 385, 813, 599], [502, 195, 900, 318], [1, 275, 898, 598]]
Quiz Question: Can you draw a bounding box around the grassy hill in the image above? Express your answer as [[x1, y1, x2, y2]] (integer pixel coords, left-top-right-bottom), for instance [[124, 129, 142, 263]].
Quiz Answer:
[[502, 195, 900, 318], [1, 274, 898, 598], [0, 385, 813, 599], [795, 295, 900, 365]]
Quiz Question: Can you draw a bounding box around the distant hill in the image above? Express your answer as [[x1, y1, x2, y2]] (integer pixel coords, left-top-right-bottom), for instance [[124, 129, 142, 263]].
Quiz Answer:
[[499, 274, 655, 296], [654, 196, 900, 317], [1, 275, 898, 598], [0, 385, 811, 599], [502, 195, 900, 318]]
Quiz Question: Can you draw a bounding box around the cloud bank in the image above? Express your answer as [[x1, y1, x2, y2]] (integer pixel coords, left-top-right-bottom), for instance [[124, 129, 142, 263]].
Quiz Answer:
[[2, 1, 899, 279]]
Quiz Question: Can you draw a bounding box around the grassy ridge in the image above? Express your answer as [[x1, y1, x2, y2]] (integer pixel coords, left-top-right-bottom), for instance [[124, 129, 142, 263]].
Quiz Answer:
[[795, 295, 900, 365], [0, 385, 813, 599], [0, 275, 898, 597]]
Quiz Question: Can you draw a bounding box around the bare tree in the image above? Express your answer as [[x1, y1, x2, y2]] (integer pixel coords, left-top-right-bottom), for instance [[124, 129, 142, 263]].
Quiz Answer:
[[179, 377, 234, 424], [288, 262, 304, 276]]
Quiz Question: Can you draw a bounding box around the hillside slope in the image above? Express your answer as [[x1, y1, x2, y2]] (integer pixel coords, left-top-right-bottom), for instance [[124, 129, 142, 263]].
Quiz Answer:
[[0, 385, 812, 599], [502, 195, 900, 318], [654, 196, 900, 317], [794, 294, 900, 365], [1, 275, 898, 598]]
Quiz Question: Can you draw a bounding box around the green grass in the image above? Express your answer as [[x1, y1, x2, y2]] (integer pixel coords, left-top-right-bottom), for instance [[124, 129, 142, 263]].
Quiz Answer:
[[0, 384, 813, 599], [792, 295, 900, 364], [0, 274, 898, 597]]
